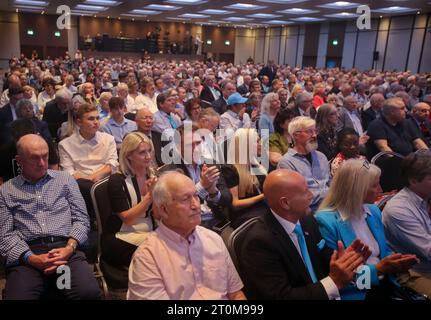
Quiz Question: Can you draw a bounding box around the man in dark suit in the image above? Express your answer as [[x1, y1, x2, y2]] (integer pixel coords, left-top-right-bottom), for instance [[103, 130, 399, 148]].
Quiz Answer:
[[362, 93, 384, 131], [212, 81, 236, 115], [199, 74, 222, 105], [407, 102, 431, 147], [158, 124, 232, 233], [237, 169, 370, 300], [292, 92, 316, 119], [0, 84, 24, 143], [42, 88, 73, 140], [258, 60, 277, 84], [135, 108, 168, 167], [237, 75, 252, 96]]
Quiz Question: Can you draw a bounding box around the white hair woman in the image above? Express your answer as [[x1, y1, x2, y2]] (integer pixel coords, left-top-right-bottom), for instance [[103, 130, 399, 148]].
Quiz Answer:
[[316, 159, 419, 300], [223, 128, 268, 229], [258, 92, 281, 135], [105, 132, 157, 268]]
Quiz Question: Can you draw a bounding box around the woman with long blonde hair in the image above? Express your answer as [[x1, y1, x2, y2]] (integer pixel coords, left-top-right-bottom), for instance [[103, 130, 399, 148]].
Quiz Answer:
[[105, 132, 157, 268], [316, 159, 419, 300], [222, 128, 268, 228]]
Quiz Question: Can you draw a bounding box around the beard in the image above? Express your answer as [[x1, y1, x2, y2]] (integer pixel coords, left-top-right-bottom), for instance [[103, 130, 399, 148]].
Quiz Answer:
[[305, 141, 318, 153]]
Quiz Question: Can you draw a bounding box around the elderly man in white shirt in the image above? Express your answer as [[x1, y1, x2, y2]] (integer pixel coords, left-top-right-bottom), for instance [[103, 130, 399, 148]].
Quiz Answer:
[[220, 92, 253, 141], [127, 171, 246, 300], [59, 103, 118, 226]]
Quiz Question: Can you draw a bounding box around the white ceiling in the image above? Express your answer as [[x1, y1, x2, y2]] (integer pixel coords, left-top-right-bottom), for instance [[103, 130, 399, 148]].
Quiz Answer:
[[2, 0, 430, 27]]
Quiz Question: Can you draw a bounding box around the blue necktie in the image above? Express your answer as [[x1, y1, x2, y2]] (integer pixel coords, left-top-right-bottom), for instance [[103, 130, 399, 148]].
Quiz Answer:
[[166, 114, 178, 129], [294, 224, 318, 283]]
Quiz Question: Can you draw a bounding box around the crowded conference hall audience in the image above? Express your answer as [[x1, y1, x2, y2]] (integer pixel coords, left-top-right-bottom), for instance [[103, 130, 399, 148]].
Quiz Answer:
[[0, 51, 431, 300]]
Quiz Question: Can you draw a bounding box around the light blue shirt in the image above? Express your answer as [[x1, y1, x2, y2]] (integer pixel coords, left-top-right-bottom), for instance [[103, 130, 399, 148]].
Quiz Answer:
[[382, 187, 431, 273], [258, 113, 275, 135], [100, 117, 137, 147], [277, 148, 330, 210], [152, 110, 182, 134], [0, 170, 90, 266]]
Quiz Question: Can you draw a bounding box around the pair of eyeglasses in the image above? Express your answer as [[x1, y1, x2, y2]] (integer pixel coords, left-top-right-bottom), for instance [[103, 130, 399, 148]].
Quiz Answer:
[[361, 160, 370, 170]]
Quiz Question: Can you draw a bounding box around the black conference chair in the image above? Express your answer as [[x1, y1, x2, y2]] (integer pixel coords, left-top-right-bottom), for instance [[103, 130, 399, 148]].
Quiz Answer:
[[227, 217, 260, 271], [90, 177, 128, 297], [371, 151, 405, 193]]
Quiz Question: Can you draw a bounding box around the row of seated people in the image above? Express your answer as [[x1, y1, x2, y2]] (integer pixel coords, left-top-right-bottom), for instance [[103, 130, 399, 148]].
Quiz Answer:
[[1, 128, 430, 300]]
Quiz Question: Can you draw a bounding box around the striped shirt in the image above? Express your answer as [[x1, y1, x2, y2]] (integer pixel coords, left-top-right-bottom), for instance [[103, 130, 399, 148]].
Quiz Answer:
[[0, 170, 90, 266]]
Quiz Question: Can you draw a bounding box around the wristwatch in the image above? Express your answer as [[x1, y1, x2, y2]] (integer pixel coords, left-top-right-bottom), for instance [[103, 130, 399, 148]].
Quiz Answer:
[[67, 242, 77, 253]]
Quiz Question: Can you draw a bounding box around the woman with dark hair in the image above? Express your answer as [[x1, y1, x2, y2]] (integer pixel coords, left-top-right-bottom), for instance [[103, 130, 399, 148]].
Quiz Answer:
[[184, 98, 202, 124], [269, 108, 294, 166], [37, 77, 56, 112], [316, 103, 338, 160], [330, 128, 365, 176]]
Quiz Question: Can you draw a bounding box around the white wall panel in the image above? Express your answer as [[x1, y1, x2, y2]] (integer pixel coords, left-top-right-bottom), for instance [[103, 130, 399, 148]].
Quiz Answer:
[[316, 23, 329, 68], [342, 31, 356, 69], [268, 27, 281, 64], [385, 29, 411, 71], [354, 30, 377, 71]]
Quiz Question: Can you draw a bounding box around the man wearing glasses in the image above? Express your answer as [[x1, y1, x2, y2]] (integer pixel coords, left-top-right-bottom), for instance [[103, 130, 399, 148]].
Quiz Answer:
[[278, 117, 330, 212]]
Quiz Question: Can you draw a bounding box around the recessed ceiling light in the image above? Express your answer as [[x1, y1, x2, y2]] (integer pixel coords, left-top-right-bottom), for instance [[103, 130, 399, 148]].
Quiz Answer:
[[76, 4, 107, 11], [130, 9, 162, 15], [166, 16, 191, 21], [258, 0, 307, 3], [165, 0, 208, 4], [267, 20, 293, 24], [208, 20, 227, 24], [199, 9, 234, 15], [223, 17, 249, 21], [121, 13, 148, 18], [317, 1, 360, 9], [247, 13, 282, 18], [179, 13, 209, 18], [291, 17, 326, 22], [15, 0, 47, 6], [84, 0, 121, 5], [279, 8, 319, 14], [145, 4, 181, 11], [224, 3, 266, 10], [374, 6, 419, 13], [14, 5, 48, 11], [324, 12, 359, 18]]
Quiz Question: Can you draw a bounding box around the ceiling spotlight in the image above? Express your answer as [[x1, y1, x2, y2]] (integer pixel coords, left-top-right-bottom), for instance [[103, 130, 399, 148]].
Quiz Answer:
[[132, 18, 135, 21], [379, 15, 383, 18], [417, 11, 421, 14]]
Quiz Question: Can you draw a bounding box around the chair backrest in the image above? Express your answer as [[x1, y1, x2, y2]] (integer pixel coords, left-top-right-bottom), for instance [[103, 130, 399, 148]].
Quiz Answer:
[[227, 217, 260, 270], [371, 151, 405, 192], [90, 177, 111, 260]]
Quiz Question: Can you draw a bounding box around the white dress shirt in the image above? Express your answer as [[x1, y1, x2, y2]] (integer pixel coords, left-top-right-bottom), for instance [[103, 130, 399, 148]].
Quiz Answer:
[[58, 131, 119, 176], [220, 110, 252, 140], [135, 94, 158, 113], [339, 205, 380, 265], [271, 210, 340, 300]]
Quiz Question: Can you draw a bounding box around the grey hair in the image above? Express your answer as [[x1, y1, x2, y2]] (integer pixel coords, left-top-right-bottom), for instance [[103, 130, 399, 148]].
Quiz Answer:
[[382, 98, 404, 117], [55, 88, 72, 100], [152, 171, 183, 208], [288, 116, 315, 137], [16, 99, 33, 113], [295, 92, 313, 107], [261, 92, 279, 115]]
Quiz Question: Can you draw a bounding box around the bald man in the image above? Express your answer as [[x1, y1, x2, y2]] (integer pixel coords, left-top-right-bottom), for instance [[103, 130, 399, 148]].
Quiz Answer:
[[237, 169, 371, 300], [0, 134, 101, 300], [407, 102, 431, 147]]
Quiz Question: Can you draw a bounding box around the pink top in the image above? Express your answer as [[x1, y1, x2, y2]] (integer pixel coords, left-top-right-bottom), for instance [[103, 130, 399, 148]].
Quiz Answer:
[[127, 222, 244, 300]]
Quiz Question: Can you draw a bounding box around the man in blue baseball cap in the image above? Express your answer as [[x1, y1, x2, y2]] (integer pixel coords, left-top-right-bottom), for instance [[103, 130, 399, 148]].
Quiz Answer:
[[220, 92, 254, 139]]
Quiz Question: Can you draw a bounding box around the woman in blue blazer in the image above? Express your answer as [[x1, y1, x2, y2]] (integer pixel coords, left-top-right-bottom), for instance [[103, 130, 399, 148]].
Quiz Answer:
[[315, 159, 418, 300]]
